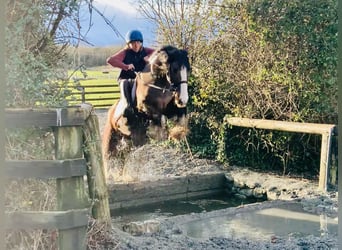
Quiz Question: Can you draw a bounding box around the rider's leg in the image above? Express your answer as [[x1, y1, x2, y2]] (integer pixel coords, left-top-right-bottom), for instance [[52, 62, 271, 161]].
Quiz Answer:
[[113, 79, 134, 121], [123, 79, 134, 107]]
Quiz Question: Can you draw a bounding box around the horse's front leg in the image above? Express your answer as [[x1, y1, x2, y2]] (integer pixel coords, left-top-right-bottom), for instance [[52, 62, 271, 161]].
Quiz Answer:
[[177, 114, 188, 127], [147, 114, 168, 140], [168, 108, 189, 141]]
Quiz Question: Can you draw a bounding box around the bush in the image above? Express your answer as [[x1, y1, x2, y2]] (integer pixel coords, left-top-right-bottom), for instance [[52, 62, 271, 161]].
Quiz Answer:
[[187, 0, 337, 175]]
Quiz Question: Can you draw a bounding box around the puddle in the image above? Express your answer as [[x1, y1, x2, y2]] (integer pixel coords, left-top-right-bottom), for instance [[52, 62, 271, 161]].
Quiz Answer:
[[111, 193, 261, 225], [111, 194, 337, 241], [181, 203, 338, 240]]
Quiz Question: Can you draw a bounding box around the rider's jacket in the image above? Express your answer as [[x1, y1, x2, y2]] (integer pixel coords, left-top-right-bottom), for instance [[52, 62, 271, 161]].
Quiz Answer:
[[119, 48, 149, 79]]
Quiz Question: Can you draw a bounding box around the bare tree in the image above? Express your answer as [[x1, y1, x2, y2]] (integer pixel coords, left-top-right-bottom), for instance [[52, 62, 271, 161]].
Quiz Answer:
[[136, 0, 222, 58]]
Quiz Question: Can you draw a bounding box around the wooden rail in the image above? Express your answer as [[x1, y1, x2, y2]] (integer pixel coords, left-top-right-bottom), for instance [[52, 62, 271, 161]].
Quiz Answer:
[[224, 117, 337, 191], [68, 83, 120, 108], [5, 106, 110, 250]]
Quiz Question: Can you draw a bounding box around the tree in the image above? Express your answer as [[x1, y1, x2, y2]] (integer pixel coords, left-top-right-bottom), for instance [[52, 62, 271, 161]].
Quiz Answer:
[[136, 0, 220, 58], [5, 0, 119, 107]]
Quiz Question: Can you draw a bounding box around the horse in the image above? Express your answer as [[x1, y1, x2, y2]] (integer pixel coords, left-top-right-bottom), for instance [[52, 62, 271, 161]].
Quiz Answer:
[[102, 45, 191, 159]]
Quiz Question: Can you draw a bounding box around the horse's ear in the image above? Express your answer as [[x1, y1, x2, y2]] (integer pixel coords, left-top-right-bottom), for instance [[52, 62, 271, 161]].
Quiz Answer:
[[149, 49, 167, 65], [162, 45, 178, 55], [181, 49, 188, 56], [158, 50, 168, 64]]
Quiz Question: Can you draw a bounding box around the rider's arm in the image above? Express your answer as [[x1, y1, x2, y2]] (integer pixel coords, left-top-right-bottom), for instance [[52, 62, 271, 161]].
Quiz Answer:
[[145, 47, 155, 56], [106, 49, 130, 71], [143, 47, 155, 62]]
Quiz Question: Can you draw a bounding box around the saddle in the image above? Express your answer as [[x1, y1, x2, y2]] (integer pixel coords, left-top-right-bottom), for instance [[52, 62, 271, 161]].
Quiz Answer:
[[113, 72, 155, 128]]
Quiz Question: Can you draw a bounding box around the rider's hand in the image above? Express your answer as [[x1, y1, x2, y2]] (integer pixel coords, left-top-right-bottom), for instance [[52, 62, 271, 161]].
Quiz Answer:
[[127, 64, 135, 71], [143, 56, 149, 63]]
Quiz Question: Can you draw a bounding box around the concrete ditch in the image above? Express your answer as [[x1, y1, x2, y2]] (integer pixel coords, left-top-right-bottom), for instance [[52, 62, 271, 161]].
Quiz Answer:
[[108, 172, 268, 235], [107, 170, 337, 239], [107, 172, 267, 211]]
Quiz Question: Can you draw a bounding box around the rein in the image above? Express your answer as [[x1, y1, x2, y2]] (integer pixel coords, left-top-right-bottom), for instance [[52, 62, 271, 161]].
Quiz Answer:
[[136, 71, 177, 94], [147, 83, 177, 93]]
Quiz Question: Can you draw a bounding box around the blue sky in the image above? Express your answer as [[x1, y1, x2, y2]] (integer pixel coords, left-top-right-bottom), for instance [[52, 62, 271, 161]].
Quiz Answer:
[[80, 0, 156, 47]]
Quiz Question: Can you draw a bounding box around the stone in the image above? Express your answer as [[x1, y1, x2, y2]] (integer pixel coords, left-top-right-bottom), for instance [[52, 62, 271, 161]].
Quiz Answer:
[[253, 187, 266, 199], [233, 179, 246, 188], [239, 188, 254, 198], [122, 220, 160, 236]]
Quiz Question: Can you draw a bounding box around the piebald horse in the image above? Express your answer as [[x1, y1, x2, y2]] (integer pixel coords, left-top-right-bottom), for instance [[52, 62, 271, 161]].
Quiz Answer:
[[102, 45, 190, 159]]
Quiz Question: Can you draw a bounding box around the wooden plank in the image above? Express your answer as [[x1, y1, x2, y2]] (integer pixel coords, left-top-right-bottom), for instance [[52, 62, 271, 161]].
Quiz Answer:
[[74, 97, 119, 101], [5, 159, 86, 179], [55, 126, 88, 250], [318, 129, 334, 190], [108, 173, 226, 209], [225, 117, 336, 135], [92, 104, 115, 108], [82, 111, 111, 225], [5, 209, 89, 230], [5, 107, 88, 128], [110, 189, 223, 210], [83, 90, 120, 94], [73, 84, 119, 88], [109, 174, 225, 202]]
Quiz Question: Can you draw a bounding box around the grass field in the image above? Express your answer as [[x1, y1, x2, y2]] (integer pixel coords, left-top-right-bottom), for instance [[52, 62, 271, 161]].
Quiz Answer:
[[67, 69, 121, 108]]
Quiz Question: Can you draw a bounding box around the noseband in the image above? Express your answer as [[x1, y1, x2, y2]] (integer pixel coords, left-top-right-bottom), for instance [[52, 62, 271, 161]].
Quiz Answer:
[[136, 70, 184, 94]]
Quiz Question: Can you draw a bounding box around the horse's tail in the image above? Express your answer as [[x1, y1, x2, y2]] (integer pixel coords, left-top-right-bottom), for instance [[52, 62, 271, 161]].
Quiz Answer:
[[102, 101, 119, 160]]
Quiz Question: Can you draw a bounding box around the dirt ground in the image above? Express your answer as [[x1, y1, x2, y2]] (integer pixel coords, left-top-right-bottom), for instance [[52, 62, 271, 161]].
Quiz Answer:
[[95, 109, 338, 250]]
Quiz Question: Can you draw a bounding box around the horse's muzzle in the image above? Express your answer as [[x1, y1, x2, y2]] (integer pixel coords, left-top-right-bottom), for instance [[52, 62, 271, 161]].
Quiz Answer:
[[174, 82, 189, 108], [175, 99, 187, 108]]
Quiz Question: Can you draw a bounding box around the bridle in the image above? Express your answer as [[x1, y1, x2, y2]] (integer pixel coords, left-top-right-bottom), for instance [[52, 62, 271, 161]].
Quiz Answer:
[[136, 68, 181, 94], [136, 51, 189, 97], [135, 46, 190, 109]]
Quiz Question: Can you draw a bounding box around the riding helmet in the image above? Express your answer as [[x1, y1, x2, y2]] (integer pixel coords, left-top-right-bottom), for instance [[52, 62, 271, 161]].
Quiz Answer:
[[125, 30, 143, 43]]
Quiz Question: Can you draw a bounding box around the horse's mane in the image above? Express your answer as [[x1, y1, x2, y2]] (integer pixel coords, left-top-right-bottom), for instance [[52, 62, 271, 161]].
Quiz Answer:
[[161, 45, 190, 69]]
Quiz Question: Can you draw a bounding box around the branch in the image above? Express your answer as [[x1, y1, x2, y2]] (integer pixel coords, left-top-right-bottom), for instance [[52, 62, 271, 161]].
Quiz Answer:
[[84, 0, 125, 43]]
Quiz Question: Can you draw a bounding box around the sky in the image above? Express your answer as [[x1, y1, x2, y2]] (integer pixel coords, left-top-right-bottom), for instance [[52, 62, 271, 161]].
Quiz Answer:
[[80, 0, 156, 47]]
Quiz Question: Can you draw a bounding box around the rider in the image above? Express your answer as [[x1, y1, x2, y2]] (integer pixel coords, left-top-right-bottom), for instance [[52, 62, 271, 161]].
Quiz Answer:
[[106, 30, 155, 120]]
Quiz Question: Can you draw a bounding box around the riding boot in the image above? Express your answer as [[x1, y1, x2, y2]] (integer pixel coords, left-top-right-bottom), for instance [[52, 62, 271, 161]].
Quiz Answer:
[[123, 80, 134, 106], [113, 79, 132, 123]]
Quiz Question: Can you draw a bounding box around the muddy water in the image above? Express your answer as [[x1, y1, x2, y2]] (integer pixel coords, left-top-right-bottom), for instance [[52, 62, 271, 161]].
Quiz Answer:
[[181, 203, 338, 240], [112, 195, 337, 241], [111, 193, 260, 225]]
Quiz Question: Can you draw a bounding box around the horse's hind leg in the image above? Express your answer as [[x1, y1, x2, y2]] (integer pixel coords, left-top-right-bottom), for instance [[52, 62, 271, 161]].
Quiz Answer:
[[102, 103, 119, 160]]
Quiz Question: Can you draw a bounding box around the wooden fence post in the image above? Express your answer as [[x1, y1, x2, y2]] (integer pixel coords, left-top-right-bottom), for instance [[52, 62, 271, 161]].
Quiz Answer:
[[55, 126, 89, 250], [318, 128, 334, 191], [81, 104, 111, 226]]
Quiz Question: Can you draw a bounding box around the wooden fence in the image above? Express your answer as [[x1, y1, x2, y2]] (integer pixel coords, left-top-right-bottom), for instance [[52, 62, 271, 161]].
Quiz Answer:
[[5, 105, 110, 250], [67, 74, 120, 108], [224, 117, 338, 191], [68, 83, 120, 108]]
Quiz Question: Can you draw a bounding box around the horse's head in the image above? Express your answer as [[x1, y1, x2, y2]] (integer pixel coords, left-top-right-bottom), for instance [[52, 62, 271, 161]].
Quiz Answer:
[[148, 49, 169, 76], [149, 45, 190, 108]]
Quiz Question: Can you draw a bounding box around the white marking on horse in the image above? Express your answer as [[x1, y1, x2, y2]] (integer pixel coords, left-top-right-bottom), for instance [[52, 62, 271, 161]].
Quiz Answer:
[[178, 66, 189, 105]]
